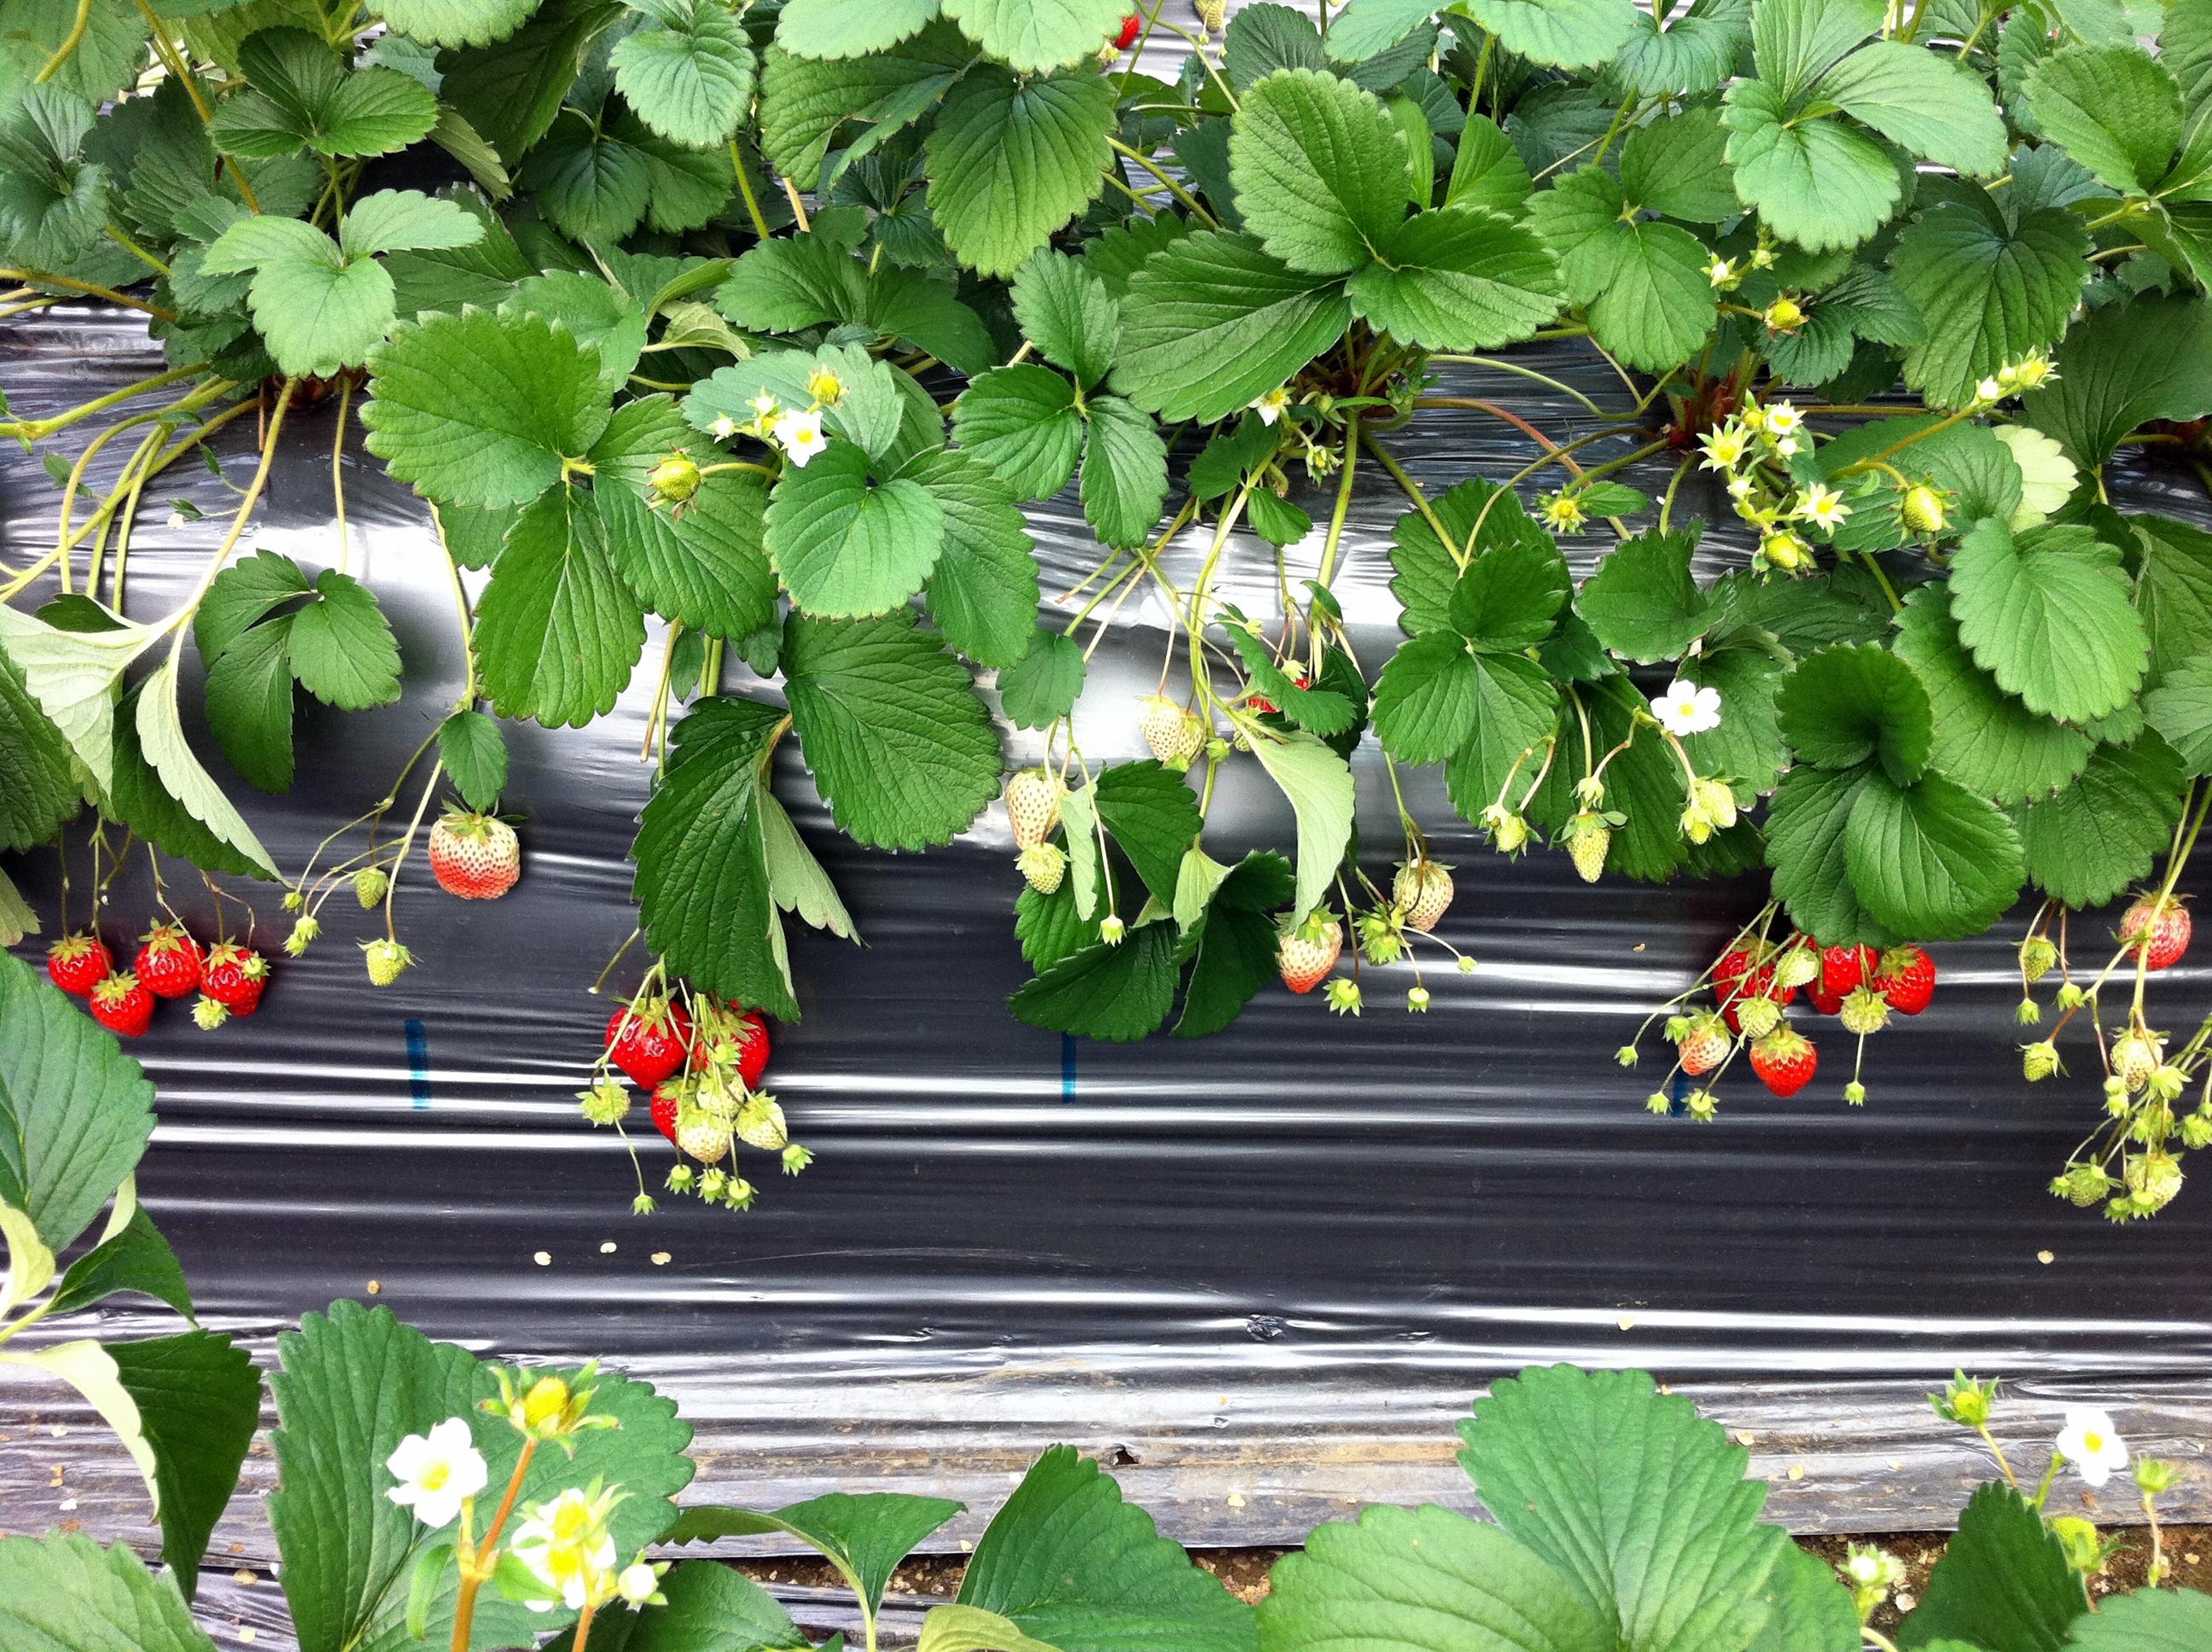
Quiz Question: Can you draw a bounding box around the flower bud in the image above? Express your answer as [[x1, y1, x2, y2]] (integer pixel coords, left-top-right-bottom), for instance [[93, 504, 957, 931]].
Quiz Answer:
[[1406, 986, 1430, 1012], [282, 888, 304, 910], [1098, 914, 1126, 945], [2016, 996, 2041, 1025], [1931, 1371, 1996, 1428], [806, 366, 844, 406], [283, 914, 320, 956]]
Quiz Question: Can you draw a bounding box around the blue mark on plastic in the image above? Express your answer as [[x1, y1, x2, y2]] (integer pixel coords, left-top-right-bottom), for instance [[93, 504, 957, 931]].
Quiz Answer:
[[1061, 1032, 1077, 1102], [1668, 1067, 1690, 1117], [404, 1018, 433, 1109]]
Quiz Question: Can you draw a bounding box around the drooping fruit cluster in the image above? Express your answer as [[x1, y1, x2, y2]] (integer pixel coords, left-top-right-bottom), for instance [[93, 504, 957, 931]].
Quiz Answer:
[[579, 982, 801, 1215], [54, 922, 274, 1038]]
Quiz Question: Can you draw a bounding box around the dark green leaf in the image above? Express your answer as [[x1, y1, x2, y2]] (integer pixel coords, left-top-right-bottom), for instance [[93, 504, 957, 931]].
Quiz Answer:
[[108, 1331, 263, 1599], [1766, 763, 1892, 947], [1777, 643, 1934, 782], [1891, 585, 2091, 805], [473, 484, 646, 728], [1843, 771, 2027, 939], [2017, 735, 2186, 909], [1575, 530, 1709, 662], [49, 1206, 193, 1320], [1094, 760, 1203, 905], [1008, 924, 1181, 1041], [1950, 519, 2146, 724], [1897, 1484, 2087, 1652], [999, 628, 1086, 730]]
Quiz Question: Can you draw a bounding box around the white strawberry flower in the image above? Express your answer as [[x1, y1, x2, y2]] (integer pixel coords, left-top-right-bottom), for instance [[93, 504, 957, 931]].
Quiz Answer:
[[1795, 483, 1850, 531], [509, 1483, 624, 1612], [1249, 386, 1290, 425], [2056, 1405, 2128, 1486], [748, 392, 779, 420], [1652, 678, 1723, 736], [771, 408, 829, 467], [1698, 423, 1749, 473], [1763, 401, 1803, 437], [385, 1417, 487, 1528]]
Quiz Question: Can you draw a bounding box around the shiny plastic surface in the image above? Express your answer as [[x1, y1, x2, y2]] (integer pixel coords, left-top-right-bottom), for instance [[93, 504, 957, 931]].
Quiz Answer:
[[3, 310, 2209, 1581]]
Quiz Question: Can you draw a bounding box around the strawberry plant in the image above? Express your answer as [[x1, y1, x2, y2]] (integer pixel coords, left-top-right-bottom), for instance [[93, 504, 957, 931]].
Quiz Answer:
[[3, 0, 2212, 1216]]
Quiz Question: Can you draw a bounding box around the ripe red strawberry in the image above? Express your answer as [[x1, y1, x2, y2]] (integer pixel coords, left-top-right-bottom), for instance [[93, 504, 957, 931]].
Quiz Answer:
[[1249, 670, 1308, 717], [1714, 944, 1758, 1000], [2120, 893, 2192, 971], [199, 941, 270, 1015], [1871, 945, 1936, 1015], [649, 1081, 683, 1144], [1720, 964, 1796, 1032], [1806, 981, 1844, 1016], [46, 933, 112, 997], [1749, 1027, 1818, 1097], [1679, 1014, 1729, 1076], [1278, 911, 1342, 994], [134, 922, 203, 1000], [88, 971, 154, 1038], [690, 1003, 771, 1090], [1115, 12, 1141, 49], [1820, 944, 1874, 999], [428, 809, 521, 900], [606, 998, 693, 1087]]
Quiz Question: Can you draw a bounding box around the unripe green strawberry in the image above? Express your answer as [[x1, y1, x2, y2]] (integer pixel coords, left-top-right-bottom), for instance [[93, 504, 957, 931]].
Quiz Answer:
[[1004, 768, 1062, 849], [1839, 986, 1890, 1037], [1138, 695, 1207, 771], [354, 867, 390, 908], [2114, 1029, 2163, 1093], [1734, 995, 1782, 1039], [1901, 482, 1947, 534], [1392, 859, 1453, 932], [191, 994, 230, 1031], [736, 1094, 788, 1151], [1564, 811, 1610, 883], [2125, 1150, 2183, 1213], [1018, 842, 1067, 893], [678, 1114, 734, 1163], [1278, 911, 1342, 994], [1773, 942, 1821, 992], [2019, 934, 2059, 983], [362, 938, 413, 986]]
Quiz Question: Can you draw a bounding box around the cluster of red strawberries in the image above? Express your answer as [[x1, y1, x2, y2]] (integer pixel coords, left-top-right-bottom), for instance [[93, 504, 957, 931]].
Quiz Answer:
[[1663, 932, 1937, 1108], [602, 997, 772, 1148], [47, 920, 271, 1037]]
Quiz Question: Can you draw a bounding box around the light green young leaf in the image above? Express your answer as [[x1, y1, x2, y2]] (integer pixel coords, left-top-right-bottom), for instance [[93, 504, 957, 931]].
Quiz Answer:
[[1458, 1366, 1788, 1652], [1949, 519, 2147, 724], [1459, 0, 1636, 69], [1060, 782, 1102, 921], [0, 1534, 215, 1652], [611, 0, 758, 148], [940, 0, 1128, 73], [0, 952, 156, 1254], [1347, 206, 1562, 352], [0, 1197, 55, 1316], [0, 867, 35, 948], [925, 66, 1115, 277], [2062, 1587, 2212, 1650], [472, 484, 646, 728], [777, 0, 942, 59], [362, 305, 613, 509], [2024, 43, 2184, 195], [137, 656, 279, 877], [1229, 67, 1410, 276], [758, 23, 971, 183], [671, 1493, 964, 1620], [1113, 230, 1353, 423], [951, 364, 1086, 501], [1446, 113, 1534, 214], [0, 603, 149, 793], [918, 1604, 1063, 1652], [1844, 771, 2026, 939], [1261, 1503, 1608, 1652], [767, 440, 946, 618], [758, 791, 862, 942], [1248, 729, 1354, 920], [783, 611, 1002, 851], [1889, 198, 2089, 411]]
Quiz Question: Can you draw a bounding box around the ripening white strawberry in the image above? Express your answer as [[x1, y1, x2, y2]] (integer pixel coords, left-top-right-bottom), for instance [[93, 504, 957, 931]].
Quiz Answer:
[[1018, 842, 1067, 894], [1393, 859, 1453, 932], [1278, 911, 1343, 994], [1138, 695, 1206, 771], [428, 809, 521, 899], [1004, 769, 1062, 850]]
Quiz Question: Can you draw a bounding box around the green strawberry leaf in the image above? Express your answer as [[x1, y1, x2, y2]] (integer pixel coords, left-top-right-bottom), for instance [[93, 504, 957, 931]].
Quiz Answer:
[[436, 709, 509, 811], [1112, 229, 1352, 422], [471, 484, 646, 728], [998, 626, 1086, 730], [1575, 527, 1710, 663], [951, 365, 1086, 501], [2017, 735, 2186, 909], [286, 569, 401, 712], [209, 26, 438, 159], [668, 1493, 964, 1618], [1388, 479, 1554, 636], [1447, 535, 1572, 652], [1346, 206, 1563, 352], [1261, 1502, 1608, 1652], [375, 0, 543, 48], [758, 23, 970, 185], [2146, 653, 2212, 774], [1896, 1483, 2087, 1652], [958, 1444, 1258, 1650], [611, 0, 758, 148], [924, 66, 1115, 276], [1460, 0, 1636, 70], [1249, 729, 1356, 920], [777, 0, 943, 59], [201, 214, 394, 378], [782, 611, 1001, 850], [0, 87, 110, 269], [1079, 395, 1169, 550], [104, 1330, 264, 1600], [1889, 196, 2091, 412], [767, 440, 945, 619], [0, 649, 78, 852], [905, 446, 1041, 670], [1722, 78, 1901, 253], [1009, 922, 1180, 1039], [1094, 760, 1204, 905], [1817, 38, 2007, 176], [1175, 851, 1297, 1038], [362, 306, 613, 510], [1843, 769, 2026, 939], [2023, 43, 2183, 195], [940, 0, 1127, 72], [1949, 519, 2147, 724], [1777, 643, 1935, 782], [1528, 168, 1713, 370], [0, 1535, 214, 1652], [1891, 585, 2092, 805], [632, 695, 799, 1018], [1230, 67, 1409, 276], [2061, 1588, 2212, 1650], [2021, 294, 2212, 473], [1457, 1365, 1788, 1652], [1011, 247, 1119, 389], [1767, 762, 1892, 948]]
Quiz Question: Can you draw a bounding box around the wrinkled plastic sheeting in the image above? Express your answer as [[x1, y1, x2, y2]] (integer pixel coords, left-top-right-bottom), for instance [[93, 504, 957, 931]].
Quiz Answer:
[[3, 311, 2210, 1584]]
